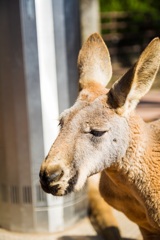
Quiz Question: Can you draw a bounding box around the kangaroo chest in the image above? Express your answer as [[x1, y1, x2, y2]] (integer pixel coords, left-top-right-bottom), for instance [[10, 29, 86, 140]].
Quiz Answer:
[[99, 170, 154, 230]]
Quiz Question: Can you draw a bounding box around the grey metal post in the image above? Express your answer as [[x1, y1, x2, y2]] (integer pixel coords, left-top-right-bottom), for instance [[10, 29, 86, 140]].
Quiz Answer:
[[0, 0, 43, 231], [80, 0, 100, 42], [52, 0, 81, 112], [0, 0, 87, 233]]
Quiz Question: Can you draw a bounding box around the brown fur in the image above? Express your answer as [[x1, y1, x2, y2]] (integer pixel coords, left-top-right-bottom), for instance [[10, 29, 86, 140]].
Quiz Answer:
[[40, 33, 160, 240]]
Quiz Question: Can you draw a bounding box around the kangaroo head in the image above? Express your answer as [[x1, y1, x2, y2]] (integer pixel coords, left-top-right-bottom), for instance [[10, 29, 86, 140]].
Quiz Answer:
[[39, 33, 160, 196]]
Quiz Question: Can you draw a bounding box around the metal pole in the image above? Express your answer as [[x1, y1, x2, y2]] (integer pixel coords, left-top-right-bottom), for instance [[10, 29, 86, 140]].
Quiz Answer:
[[0, 0, 87, 233]]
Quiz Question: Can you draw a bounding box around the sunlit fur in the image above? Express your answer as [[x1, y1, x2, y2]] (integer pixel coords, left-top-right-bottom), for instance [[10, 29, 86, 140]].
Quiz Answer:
[[40, 33, 160, 239]]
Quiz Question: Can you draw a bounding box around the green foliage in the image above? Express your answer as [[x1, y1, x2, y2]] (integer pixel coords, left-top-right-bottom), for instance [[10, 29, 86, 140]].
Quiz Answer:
[[100, 0, 160, 20]]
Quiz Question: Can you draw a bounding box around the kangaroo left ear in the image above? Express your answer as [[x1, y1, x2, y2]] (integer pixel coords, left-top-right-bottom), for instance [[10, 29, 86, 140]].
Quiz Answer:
[[108, 37, 160, 115], [78, 33, 112, 90]]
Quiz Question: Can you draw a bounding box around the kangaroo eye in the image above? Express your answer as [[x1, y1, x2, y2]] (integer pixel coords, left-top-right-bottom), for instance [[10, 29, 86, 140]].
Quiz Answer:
[[90, 130, 106, 137]]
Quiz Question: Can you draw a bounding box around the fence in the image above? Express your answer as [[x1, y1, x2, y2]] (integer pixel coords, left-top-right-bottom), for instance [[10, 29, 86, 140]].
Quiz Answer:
[[101, 11, 160, 67]]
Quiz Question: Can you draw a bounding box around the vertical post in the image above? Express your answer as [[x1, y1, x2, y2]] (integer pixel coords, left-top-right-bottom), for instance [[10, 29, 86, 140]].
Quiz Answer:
[[52, 0, 80, 112], [0, 0, 87, 233], [0, 0, 44, 231], [80, 0, 100, 42]]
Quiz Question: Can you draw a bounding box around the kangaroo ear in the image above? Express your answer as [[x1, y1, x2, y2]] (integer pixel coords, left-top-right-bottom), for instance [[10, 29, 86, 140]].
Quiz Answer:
[[108, 37, 160, 115], [78, 33, 112, 89]]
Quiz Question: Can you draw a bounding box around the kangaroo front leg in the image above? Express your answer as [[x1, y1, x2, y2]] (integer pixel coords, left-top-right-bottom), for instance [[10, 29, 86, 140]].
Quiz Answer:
[[88, 175, 121, 240]]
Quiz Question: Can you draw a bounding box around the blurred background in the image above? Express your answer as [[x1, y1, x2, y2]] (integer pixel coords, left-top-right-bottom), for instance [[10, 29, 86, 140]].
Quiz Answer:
[[100, 0, 160, 88], [0, 0, 160, 239]]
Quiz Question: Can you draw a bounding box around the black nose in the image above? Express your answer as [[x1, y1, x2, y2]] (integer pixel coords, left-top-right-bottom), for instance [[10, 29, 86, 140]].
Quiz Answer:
[[39, 169, 64, 185]]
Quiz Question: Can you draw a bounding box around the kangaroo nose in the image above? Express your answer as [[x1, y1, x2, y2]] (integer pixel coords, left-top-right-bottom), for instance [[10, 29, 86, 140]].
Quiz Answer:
[[49, 169, 64, 182], [39, 168, 64, 185]]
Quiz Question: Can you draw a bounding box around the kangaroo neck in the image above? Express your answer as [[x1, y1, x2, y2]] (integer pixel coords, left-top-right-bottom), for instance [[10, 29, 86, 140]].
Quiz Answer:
[[108, 113, 149, 178]]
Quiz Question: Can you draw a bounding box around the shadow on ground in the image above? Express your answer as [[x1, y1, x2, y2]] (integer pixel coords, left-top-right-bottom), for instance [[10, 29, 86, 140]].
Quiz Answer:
[[58, 236, 137, 240]]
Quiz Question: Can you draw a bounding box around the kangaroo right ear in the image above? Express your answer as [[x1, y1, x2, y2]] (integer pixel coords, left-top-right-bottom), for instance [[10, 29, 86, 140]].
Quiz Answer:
[[108, 37, 160, 115], [78, 33, 112, 90]]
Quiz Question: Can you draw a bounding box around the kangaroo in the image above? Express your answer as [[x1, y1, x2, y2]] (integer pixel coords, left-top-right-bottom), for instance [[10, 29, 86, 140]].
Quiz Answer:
[[39, 33, 160, 240]]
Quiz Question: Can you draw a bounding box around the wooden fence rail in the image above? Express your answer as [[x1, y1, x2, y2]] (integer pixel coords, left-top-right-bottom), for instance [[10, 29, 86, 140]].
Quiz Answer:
[[100, 11, 160, 65]]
